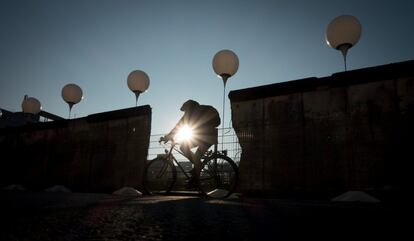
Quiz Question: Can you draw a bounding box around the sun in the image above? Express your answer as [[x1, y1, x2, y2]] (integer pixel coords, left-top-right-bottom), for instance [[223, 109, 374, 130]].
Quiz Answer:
[[175, 125, 193, 143]]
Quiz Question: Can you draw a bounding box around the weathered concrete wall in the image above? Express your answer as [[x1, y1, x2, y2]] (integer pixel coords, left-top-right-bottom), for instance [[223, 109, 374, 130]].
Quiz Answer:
[[0, 106, 151, 193], [230, 61, 414, 195]]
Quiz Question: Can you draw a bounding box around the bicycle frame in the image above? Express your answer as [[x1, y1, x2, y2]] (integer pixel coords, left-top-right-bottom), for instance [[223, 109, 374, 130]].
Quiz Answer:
[[161, 141, 192, 180], [161, 139, 226, 175]]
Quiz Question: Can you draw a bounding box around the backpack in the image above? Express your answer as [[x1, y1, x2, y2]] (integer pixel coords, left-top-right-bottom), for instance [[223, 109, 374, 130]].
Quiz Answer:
[[196, 105, 221, 128]]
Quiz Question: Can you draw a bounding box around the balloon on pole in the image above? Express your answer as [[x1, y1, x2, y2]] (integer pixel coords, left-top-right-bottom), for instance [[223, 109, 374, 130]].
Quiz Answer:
[[61, 83, 83, 119], [212, 49, 239, 87], [326, 15, 362, 71], [127, 70, 150, 106], [212, 49, 239, 150], [22, 95, 42, 115]]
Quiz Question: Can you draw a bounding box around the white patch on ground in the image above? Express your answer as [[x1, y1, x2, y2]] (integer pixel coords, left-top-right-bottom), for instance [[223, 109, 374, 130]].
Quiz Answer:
[[331, 191, 380, 202], [112, 187, 143, 197], [44, 185, 72, 193]]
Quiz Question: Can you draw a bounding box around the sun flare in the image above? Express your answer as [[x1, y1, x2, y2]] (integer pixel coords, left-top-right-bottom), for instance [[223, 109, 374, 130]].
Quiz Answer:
[[175, 125, 193, 142]]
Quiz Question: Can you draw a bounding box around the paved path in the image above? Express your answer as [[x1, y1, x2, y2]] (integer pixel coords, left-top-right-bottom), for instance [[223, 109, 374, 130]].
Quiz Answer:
[[0, 191, 407, 240]]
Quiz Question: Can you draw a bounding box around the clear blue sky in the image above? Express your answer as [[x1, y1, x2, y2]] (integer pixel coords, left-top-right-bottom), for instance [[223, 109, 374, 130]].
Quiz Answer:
[[1, 0, 413, 134]]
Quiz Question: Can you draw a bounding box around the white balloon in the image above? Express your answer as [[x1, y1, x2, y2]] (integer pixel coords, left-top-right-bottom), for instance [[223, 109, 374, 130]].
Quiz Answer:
[[212, 49, 239, 79], [127, 70, 150, 93], [22, 97, 42, 114], [326, 15, 362, 50], [62, 83, 83, 104]]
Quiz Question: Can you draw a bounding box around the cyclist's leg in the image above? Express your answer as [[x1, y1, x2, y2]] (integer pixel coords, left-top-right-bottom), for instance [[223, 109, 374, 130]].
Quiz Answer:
[[194, 129, 217, 164], [194, 142, 213, 176], [179, 143, 196, 163], [179, 143, 199, 187]]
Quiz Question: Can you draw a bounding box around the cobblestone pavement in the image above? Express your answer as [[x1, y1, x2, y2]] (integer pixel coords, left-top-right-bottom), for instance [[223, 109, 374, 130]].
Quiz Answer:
[[0, 191, 407, 241]]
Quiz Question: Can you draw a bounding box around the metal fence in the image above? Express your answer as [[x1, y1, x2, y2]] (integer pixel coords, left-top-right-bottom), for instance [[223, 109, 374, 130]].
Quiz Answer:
[[148, 127, 242, 166]]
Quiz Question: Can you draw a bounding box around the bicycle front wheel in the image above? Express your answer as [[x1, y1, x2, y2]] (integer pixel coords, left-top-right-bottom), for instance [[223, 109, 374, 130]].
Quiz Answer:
[[144, 157, 176, 195], [199, 154, 238, 199]]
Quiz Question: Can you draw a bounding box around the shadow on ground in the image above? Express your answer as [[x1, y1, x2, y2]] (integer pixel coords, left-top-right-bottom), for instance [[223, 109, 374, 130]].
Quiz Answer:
[[0, 191, 408, 241]]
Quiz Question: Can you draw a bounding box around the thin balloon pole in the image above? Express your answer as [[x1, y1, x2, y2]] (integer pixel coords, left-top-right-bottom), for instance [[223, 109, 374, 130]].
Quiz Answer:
[[343, 53, 347, 71], [338, 44, 350, 72], [221, 83, 226, 152], [68, 103, 74, 119], [134, 91, 141, 107], [220, 74, 229, 152]]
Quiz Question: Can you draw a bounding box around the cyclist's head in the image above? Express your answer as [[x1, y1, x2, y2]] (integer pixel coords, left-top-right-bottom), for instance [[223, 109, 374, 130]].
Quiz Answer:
[[180, 99, 199, 112]]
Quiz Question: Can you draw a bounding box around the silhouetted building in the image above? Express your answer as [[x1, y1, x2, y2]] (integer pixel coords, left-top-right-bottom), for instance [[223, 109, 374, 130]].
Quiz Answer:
[[0, 106, 151, 193], [0, 108, 64, 128], [230, 60, 414, 197]]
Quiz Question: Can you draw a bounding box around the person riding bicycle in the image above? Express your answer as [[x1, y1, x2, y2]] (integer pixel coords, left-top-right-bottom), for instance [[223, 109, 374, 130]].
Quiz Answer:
[[161, 99, 220, 187]]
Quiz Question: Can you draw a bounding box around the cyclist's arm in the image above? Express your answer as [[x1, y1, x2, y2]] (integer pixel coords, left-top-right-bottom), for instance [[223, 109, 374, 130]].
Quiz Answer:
[[164, 114, 187, 140]]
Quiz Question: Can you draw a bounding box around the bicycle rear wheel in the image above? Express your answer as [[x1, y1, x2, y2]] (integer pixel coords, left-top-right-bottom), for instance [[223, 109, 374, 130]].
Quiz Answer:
[[199, 154, 238, 199], [144, 157, 176, 195]]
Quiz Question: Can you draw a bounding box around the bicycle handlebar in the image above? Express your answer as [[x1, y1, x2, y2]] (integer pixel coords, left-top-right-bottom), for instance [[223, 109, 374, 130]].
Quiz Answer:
[[159, 137, 179, 149]]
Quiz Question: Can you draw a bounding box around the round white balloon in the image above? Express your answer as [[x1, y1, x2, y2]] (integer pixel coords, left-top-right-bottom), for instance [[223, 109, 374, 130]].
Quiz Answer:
[[212, 49, 239, 77], [326, 15, 362, 49], [127, 70, 150, 93], [62, 84, 83, 104], [22, 97, 42, 114]]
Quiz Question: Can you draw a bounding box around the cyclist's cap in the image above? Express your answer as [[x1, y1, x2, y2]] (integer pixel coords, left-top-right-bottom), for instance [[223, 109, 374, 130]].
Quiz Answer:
[[180, 99, 199, 111]]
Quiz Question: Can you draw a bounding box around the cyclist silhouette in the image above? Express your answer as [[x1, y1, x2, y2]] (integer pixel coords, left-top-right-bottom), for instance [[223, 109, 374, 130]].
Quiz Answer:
[[161, 99, 220, 186]]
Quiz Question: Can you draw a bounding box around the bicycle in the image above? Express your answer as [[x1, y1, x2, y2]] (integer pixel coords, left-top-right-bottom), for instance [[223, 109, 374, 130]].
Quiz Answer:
[[143, 136, 239, 199]]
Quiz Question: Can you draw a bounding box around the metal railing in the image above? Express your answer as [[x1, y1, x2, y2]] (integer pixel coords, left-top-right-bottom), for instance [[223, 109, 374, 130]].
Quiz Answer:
[[148, 127, 242, 166]]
